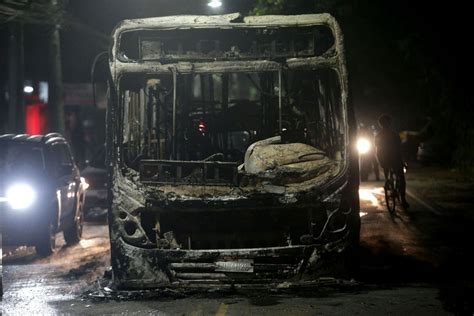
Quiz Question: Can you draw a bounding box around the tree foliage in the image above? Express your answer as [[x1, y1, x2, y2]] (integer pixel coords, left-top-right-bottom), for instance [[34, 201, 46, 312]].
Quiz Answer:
[[0, 0, 64, 26], [250, 0, 474, 172]]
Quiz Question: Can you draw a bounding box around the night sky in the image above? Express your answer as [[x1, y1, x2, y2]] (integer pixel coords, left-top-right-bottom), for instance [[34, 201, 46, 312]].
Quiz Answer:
[[1, 0, 472, 132]]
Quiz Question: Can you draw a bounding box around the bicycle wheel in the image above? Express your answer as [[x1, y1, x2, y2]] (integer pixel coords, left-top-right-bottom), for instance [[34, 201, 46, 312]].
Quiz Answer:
[[384, 180, 397, 214]]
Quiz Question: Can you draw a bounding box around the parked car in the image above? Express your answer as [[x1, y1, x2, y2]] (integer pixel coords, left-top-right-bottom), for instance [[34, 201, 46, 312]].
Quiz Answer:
[[0, 133, 87, 256]]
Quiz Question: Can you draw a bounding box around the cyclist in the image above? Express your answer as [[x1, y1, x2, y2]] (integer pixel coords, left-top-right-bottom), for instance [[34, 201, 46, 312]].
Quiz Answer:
[[375, 114, 409, 209]]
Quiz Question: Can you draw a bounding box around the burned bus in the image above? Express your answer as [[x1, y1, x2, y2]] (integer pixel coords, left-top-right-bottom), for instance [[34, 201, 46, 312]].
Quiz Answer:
[[105, 13, 360, 288]]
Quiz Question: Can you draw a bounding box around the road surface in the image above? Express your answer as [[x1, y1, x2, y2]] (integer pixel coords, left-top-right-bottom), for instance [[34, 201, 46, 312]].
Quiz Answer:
[[2, 181, 472, 315]]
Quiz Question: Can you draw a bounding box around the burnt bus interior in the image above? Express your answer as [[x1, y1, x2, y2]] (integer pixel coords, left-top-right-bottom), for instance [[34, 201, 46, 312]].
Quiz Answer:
[[121, 69, 343, 168], [115, 23, 351, 250]]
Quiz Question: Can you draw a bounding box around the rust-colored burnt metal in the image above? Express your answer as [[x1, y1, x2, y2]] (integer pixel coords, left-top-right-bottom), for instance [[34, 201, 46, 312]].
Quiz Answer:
[[105, 13, 360, 289]]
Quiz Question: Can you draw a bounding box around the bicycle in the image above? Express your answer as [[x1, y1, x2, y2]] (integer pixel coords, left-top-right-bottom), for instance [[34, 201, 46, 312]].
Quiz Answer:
[[384, 167, 400, 214]]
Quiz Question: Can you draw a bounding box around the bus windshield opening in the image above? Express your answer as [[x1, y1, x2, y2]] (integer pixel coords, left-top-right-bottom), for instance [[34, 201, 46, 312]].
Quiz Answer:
[[120, 68, 344, 170]]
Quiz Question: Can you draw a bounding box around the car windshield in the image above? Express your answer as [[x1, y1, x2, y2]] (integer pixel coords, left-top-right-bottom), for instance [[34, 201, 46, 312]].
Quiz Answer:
[[0, 143, 45, 174]]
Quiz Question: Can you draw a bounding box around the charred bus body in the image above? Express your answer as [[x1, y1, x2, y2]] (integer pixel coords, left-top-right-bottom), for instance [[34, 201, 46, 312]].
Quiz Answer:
[[106, 13, 360, 288]]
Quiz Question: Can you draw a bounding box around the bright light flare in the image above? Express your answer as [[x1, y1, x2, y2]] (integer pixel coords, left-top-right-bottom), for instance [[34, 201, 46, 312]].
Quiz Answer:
[[6, 183, 36, 210], [356, 137, 371, 155], [207, 0, 222, 8], [23, 85, 34, 93], [81, 177, 90, 190]]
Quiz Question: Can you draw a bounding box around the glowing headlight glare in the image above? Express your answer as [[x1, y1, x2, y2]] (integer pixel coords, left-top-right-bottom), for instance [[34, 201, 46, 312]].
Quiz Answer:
[[6, 183, 36, 210], [80, 177, 90, 190], [356, 138, 371, 155]]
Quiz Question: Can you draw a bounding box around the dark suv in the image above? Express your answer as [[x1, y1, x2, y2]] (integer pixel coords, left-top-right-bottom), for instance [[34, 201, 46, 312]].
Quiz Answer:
[[0, 133, 86, 256]]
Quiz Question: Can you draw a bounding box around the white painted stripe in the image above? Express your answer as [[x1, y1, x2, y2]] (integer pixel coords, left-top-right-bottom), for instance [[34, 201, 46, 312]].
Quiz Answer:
[[406, 189, 442, 215]]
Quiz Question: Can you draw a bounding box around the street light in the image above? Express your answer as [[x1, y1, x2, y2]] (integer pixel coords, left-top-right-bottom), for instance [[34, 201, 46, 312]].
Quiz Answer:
[[23, 85, 34, 94], [207, 0, 222, 8]]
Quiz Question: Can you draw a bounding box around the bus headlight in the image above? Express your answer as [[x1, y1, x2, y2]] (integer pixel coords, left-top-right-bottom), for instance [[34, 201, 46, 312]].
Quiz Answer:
[[356, 137, 371, 155], [6, 183, 37, 210]]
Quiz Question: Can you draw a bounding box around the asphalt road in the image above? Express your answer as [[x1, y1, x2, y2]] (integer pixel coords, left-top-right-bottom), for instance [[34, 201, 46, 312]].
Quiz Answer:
[[1, 181, 472, 315]]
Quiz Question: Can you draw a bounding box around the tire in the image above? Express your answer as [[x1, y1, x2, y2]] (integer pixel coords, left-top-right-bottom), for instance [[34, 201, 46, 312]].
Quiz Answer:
[[63, 201, 83, 245], [35, 217, 56, 257]]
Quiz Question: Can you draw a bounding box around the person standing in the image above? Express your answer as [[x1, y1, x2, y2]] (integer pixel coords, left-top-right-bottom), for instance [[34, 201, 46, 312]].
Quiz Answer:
[[358, 123, 380, 181]]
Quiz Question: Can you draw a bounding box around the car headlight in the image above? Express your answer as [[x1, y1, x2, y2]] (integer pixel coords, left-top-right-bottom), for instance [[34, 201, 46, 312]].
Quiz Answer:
[[356, 138, 371, 155], [6, 183, 37, 210]]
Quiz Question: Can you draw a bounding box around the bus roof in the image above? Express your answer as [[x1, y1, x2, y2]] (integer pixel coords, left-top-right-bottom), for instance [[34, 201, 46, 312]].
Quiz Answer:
[[112, 13, 338, 36]]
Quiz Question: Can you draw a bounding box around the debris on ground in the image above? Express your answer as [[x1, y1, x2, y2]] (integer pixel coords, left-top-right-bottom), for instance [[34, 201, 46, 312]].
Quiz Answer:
[[82, 270, 361, 302]]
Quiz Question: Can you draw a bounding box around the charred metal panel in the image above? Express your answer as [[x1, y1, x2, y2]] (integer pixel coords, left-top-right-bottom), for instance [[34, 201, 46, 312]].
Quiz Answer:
[[111, 225, 356, 289], [133, 26, 334, 62], [106, 13, 359, 289], [140, 159, 238, 185]]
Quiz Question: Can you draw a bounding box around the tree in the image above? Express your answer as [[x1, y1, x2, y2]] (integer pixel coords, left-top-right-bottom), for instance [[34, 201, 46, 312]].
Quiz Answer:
[[0, 0, 64, 26], [1, 0, 108, 134], [249, 0, 474, 173]]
